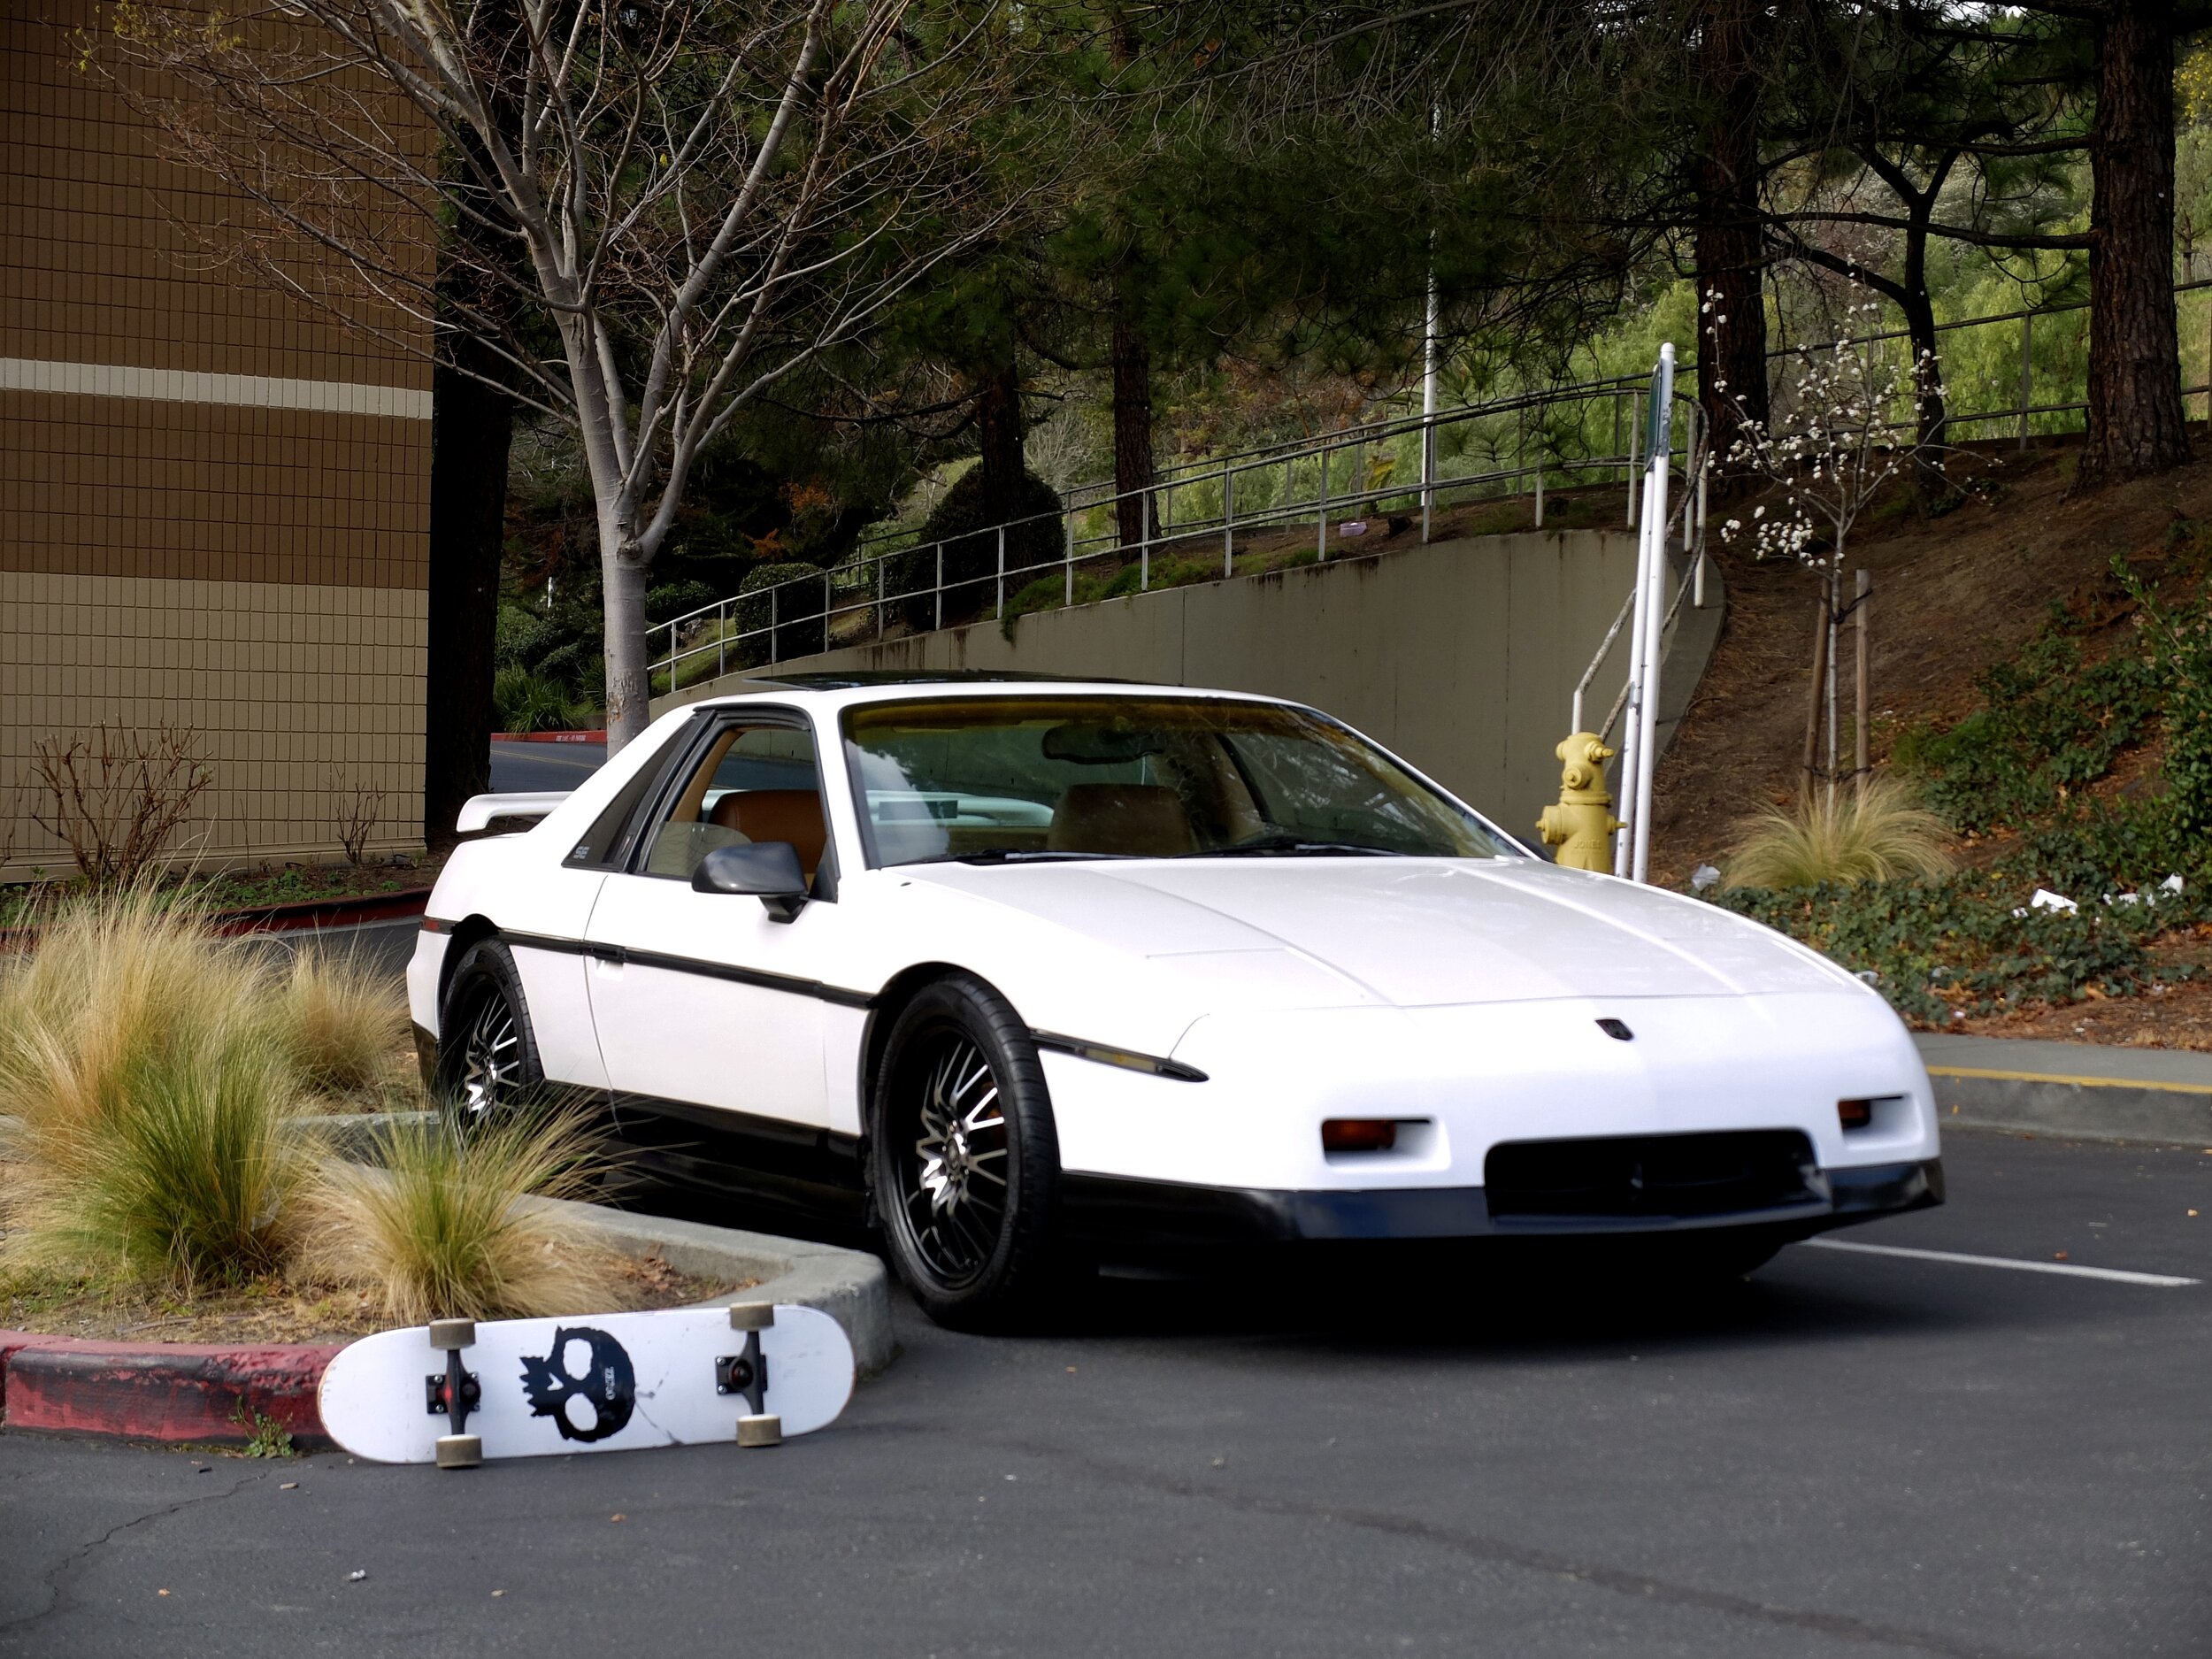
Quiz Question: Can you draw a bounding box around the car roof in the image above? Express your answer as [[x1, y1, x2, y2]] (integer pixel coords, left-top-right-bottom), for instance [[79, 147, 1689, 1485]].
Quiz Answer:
[[687, 673, 1290, 714]]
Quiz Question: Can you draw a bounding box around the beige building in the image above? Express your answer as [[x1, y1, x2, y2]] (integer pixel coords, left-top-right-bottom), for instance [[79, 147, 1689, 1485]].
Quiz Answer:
[[1, 5, 430, 882]]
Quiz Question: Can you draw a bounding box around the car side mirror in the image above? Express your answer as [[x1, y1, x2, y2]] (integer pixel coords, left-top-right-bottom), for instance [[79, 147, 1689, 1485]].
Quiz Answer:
[[693, 841, 809, 923]]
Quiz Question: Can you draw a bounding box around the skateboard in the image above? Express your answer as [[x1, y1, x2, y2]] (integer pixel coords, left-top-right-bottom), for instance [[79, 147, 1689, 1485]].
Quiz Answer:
[[319, 1302, 854, 1468]]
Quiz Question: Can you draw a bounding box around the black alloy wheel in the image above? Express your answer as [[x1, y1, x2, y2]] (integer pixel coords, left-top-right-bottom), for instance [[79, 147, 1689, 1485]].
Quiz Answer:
[[870, 974, 1063, 1330], [434, 938, 547, 1126]]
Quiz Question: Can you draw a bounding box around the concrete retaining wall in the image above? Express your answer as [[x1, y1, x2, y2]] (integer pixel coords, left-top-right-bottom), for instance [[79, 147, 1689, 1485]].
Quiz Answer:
[[660, 531, 1719, 843]]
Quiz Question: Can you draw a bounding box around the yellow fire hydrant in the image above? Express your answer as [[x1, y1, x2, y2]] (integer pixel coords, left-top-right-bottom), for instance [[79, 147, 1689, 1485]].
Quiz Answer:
[[1537, 732, 1620, 872]]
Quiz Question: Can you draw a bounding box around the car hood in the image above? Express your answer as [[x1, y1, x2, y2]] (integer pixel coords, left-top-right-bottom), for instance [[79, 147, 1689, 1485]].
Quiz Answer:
[[904, 857, 1854, 1008]]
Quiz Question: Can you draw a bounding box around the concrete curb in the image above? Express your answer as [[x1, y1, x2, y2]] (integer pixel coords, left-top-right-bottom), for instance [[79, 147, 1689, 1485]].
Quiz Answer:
[[1915, 1034, 2212, 1145], [0, 1133, 894, 1450]]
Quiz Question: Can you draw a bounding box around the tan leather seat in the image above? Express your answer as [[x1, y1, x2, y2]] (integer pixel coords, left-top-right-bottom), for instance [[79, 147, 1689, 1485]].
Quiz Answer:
[[1047, 784, 1194, 858], [709, 789, 828, 879]]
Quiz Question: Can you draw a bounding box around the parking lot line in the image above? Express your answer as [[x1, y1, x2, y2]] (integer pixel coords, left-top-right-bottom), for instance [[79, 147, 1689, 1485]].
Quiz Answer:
[[1803, 1237, 2200, 1288]]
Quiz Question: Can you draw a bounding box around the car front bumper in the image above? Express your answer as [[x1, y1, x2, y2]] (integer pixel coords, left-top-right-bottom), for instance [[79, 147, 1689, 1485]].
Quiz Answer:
[[1060, 1156, 1944, 1248]]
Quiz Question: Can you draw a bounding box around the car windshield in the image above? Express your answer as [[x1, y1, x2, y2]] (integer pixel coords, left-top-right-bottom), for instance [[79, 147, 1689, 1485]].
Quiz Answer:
[[841, 695, 1517, 867]]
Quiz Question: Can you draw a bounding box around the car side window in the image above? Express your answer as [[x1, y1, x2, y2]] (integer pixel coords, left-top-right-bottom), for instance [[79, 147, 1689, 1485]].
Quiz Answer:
[[633, 718, 829, 884], [563, 718, 698, 871]]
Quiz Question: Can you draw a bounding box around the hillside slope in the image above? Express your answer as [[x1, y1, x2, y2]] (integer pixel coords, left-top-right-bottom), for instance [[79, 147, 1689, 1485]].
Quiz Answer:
[[1648, 437, 2212, 1047]]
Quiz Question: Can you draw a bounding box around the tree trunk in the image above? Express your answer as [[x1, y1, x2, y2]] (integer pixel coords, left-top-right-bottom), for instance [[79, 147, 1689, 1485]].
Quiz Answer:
[[975, 358, 1026, 526], [1897, 271, 1950, 506], [2078, 0, 2190, 488], [1693, 0, 1770, 483], [601, 544, 652, 752], [423, 338, 512, 849], [1110, 288, 1156, 549]]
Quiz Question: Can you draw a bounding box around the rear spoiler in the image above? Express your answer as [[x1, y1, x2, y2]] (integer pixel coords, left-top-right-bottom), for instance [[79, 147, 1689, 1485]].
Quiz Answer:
[[456, 792, 571, 834]]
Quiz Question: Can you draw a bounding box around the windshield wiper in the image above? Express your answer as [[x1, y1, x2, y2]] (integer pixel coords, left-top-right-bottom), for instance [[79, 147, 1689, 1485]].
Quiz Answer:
[[1185, 835, 1404, 859], [940, 849, 1136, 864]]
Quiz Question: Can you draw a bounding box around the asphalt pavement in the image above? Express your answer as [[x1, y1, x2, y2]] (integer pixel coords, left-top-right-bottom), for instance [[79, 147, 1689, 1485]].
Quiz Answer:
[[486, 740, 606, 795], [3, 1127, 2206, 1658]]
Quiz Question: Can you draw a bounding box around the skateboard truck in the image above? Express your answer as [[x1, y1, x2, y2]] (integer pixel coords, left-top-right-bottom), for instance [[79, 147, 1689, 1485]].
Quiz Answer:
[[716, 1303, 781, 1447], [425, 1318, 483, 1470]]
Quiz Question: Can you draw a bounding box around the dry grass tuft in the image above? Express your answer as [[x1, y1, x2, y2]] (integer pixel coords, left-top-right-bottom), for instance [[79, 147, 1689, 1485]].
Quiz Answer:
[[295, 1106, 625, 1324], [0, 887, 303, 1287], [1724, 779, 1959, 891], [276, 948, 408, 1096]]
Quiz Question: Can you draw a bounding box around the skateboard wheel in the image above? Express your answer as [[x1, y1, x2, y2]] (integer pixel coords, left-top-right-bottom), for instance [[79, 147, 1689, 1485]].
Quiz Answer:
[[434, 1434, 483, 1470], [427, 1318, 476, 1350], [727, 1302, 775, 1332], [737, 1414, 783, 1448]]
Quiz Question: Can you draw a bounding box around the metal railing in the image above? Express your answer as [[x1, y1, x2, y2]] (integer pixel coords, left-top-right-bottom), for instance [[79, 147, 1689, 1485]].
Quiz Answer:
[[649, 273, 2212, 686], [651, 376, 1703, 687]]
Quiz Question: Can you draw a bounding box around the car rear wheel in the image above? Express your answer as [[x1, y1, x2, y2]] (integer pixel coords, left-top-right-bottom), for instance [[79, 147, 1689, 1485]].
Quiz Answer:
[[869, 974, 1062, 1331], [434, 938, 546, 1126]]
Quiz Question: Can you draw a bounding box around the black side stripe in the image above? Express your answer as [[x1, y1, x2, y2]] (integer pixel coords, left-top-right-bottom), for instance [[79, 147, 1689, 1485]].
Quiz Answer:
[[498, 933, 1197, 1076], [503, 931, 876, 1010], [1032, 1032, 1209, 1083]]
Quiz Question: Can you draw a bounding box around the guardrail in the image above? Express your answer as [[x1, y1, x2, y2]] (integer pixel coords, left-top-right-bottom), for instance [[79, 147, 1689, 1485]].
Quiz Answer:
[[651, 378, 1709, 687], [649, 274, 2212, 686]]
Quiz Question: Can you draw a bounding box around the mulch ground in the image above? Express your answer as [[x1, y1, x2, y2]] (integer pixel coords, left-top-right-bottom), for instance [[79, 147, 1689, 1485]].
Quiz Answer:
[[0, 1255, 737, 1347]]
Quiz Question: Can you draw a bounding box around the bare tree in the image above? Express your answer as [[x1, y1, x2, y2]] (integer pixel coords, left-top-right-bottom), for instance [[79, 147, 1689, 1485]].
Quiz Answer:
[[1716, 287, 1947, 805], [105, 1, 1058, 748], [27, 724, 215, 885]]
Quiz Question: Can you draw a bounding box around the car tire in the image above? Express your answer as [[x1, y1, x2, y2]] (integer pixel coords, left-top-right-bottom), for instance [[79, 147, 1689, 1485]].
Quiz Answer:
[[434, 938, 547, 1126], [869, 973, 1063, 1331]]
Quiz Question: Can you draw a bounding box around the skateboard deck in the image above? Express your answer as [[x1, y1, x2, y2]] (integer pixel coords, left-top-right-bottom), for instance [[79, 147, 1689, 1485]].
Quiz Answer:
[[319, 1302, 854, 1466]]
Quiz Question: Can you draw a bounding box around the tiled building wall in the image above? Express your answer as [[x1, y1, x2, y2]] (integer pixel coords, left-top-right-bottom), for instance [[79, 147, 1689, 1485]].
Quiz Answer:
[[1, 6, 433, 881]]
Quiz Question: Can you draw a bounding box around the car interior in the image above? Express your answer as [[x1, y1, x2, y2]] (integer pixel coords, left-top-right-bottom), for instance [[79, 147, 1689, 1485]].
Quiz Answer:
[[642, 722, 829, 882]]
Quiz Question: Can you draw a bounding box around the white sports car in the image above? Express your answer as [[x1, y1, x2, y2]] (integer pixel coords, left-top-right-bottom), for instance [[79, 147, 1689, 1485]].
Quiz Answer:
[[410, 674, 1942, 1327]]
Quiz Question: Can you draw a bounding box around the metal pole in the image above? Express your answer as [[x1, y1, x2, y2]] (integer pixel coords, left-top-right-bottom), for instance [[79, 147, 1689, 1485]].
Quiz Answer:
[[1855, 568, 1872, 793], [1421, 410, 1435, 544], [1630, 344, 1676, 886], [1317, 444, 1330, 561], [876, 554, 885, 641], [1065, 510, 1075, 607], [1626, 399, 1641, 528], [995, 524, 1005, 621], [1533, 408, 1545, 529], [1140, 495, 1150, 591], [933, 542, 942, 632], [1223, 459, 1234, 577], [2018, 311, 2033, 449], [770, 580, 780, 664]]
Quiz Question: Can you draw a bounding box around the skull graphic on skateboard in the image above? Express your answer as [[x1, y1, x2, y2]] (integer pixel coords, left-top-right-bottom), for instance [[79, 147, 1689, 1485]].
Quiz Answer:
[[319, 1302, 854, 1467]]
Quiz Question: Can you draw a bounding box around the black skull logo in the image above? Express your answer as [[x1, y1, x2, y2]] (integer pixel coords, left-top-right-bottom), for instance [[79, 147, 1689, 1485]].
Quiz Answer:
[[520, 1325, 637, 1443]]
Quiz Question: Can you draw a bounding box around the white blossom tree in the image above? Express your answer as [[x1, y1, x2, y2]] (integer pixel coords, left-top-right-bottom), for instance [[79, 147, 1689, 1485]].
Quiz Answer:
[[1715, 287, 1949, 803], [104, 1, 1069, 748]]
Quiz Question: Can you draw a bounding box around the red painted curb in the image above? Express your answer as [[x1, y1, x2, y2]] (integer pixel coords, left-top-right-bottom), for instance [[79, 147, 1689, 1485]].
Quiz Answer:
[[489, 729, 605, 744], [0, 1330, 342, 1449], [205, 887, 433, 934]]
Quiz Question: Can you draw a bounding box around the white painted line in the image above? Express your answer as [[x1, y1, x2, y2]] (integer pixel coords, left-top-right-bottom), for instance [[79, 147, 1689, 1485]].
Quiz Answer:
[[0, 357, 430, 419], [1804, 1237, 2200, 1287]]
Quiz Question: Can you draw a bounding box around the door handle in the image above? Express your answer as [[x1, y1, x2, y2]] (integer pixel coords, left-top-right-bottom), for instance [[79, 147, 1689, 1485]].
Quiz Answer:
[[584, 943, 626, 964]]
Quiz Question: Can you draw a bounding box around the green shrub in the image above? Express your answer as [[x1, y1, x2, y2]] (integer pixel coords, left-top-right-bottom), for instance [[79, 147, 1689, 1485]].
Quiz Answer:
[[494, 664, 590, 734], [893, 466, 1065, 631], [1724, 780, 1956, 889], [2124, 568, 2212, 849], [735, 562, 828, 664], [1893, 624, 2163, 830]]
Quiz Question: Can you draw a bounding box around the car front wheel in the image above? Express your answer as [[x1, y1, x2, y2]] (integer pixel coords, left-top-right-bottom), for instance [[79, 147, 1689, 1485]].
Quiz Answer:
[[869, 974, 1062, 1331], [434, 938, 546, 1127]]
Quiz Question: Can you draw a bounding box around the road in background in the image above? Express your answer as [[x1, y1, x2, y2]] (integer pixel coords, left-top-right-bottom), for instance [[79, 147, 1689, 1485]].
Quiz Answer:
[[4, 1129, 2207, 1658], [486, 740, 606, 795]]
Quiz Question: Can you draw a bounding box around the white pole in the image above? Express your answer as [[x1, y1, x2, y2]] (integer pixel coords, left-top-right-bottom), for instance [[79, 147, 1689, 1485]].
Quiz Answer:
[[1631, 345, 1677, 886]]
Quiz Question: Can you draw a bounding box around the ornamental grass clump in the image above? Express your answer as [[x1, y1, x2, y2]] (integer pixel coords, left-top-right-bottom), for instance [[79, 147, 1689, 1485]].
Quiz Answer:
[[296, 1107, 622, 1325], [276, 948, 408, 1096], [0, 887, 304, 1288], [1724, 780, 1956, 891]]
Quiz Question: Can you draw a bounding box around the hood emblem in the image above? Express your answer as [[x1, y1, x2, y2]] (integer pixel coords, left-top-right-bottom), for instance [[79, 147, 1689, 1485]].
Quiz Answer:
[[1596, 1018, 1634, 1041]]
